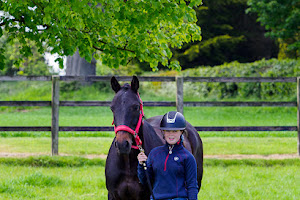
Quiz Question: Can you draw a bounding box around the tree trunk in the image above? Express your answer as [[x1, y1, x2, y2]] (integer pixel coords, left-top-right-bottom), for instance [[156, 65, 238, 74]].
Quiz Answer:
[[66, 50, 96, 76]]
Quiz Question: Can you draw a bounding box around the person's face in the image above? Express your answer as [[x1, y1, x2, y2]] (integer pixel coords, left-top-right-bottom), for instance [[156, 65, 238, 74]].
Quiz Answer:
[[163, 130, 182, 145]]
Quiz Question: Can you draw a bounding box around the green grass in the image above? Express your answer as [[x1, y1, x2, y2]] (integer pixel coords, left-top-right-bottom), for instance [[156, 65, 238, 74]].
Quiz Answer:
[[1, 156, 299, 168], [0, 106, 297, 139], [0, 106, 296, 127], [0, 105, 298, 155], [0, 137, 113, 155], [1, 68, 299, 199], [0, 82, 52, 101], [0, 81, 114, 102], [0, 156, 105, 167], [0, 131, 296, 138], [0, 80, 298, 199], [184, 107, 297, 126], [0, 157, 299, 199], [203, 137, 297, 155], [0, 137, 297, 155], [200, 164, 300, 200], [0, 107, 113, 126], [0, 81, 297, 141], [0, 131, 114, 138], [0, 164, 107, 199]]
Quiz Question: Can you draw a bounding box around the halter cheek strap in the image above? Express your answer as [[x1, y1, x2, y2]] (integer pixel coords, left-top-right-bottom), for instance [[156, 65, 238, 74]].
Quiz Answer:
[[113, 93, 144, 149]]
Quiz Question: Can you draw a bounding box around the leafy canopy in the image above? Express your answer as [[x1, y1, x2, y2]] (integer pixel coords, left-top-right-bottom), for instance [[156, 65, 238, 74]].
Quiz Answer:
[[0, 0, 203, 71], [247, 0, 300, 55]]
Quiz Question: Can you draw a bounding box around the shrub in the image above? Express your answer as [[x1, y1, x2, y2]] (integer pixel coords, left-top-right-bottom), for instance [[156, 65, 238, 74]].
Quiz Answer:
[[179, 59, 300, 100]]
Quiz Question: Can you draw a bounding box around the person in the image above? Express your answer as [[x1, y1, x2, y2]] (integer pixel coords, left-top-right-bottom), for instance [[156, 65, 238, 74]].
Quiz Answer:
[[137, 111, 198, 200]]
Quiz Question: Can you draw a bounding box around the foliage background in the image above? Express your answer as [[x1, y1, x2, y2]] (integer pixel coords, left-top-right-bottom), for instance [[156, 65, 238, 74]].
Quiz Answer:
[[98, 58, 300, 102], [171, 0, 279, 69], [247, 0, 300, 58]]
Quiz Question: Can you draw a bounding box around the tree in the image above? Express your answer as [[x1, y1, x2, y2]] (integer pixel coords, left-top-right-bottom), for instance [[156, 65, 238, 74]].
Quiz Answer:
[[0, 0, 203, 71], [66, 50, 96, 76], [171, 0, 278, 68], [247, 0, 300, 58]]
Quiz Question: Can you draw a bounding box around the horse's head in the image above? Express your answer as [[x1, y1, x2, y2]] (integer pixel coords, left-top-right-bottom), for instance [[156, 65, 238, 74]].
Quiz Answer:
[[111, 76, 143, 155]]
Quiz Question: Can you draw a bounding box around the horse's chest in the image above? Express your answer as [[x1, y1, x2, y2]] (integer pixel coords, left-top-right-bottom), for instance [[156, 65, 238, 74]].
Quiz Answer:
[[117, 176, 143, 197], [106, 153, 148, 199]]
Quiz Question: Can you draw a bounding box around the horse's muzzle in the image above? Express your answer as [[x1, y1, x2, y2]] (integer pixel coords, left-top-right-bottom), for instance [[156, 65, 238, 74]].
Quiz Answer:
[[115, 131, 133, 154]]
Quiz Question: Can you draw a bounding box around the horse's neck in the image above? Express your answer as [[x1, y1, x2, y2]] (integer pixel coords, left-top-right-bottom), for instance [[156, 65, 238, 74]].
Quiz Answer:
[[140, 121, 165, 155]]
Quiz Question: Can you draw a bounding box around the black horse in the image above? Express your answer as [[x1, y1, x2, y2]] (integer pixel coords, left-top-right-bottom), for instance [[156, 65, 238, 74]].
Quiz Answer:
[[105, 76, 203, 200]]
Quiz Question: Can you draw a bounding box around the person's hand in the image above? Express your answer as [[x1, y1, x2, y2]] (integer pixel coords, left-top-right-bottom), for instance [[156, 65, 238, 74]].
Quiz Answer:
[[137, 152, 148, 165]]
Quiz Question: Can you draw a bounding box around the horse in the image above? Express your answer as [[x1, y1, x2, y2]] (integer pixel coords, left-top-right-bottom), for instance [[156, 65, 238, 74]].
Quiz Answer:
[[105, 76, 203, 200]]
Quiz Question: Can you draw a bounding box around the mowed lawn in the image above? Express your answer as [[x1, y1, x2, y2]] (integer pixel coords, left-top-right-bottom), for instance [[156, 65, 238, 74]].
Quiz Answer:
[[0, 106, 297, 126], [0, 158, 299, 200], [0, 106, 299, 199], [0, 137, 297, 156], [0, 106, 298, 156]]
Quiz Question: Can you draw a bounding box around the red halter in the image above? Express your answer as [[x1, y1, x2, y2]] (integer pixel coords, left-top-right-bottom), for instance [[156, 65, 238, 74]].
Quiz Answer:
[[113, 93, 144, 149]]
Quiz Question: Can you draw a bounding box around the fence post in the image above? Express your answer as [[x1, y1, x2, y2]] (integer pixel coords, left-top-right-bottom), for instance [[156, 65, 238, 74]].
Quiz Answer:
[[176, 76, 184, 114], [297, 77, 300, 156], [51, 75, 60, 156]]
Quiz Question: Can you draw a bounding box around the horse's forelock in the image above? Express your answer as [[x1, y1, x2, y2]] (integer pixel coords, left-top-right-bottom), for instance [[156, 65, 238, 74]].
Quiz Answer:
[[121, 83, 138, 94], [122, 83, 131, 90]]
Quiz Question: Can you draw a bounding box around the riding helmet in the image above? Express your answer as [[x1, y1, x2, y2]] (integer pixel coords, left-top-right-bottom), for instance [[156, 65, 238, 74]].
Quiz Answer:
[[160, 111, 186, 130]]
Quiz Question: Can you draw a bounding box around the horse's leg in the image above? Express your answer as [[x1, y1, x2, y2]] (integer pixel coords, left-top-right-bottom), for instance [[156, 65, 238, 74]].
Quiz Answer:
[[108, 192, 116, 200], [108, 191, 123, 200]]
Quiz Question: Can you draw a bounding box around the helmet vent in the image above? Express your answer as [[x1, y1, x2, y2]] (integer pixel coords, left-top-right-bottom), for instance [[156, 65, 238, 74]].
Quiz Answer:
[[167, 112, 178, 123], [160, 111, 186, 130]]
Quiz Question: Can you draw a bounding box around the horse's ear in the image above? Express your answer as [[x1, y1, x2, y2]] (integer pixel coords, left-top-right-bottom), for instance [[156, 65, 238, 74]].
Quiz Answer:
[[131, 76, 139, 93], [111, 76, 121, 93]]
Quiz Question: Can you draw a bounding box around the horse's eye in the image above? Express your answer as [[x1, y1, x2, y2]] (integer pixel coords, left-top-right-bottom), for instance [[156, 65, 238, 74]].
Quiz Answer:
[[132, 105, 139, 112], [136, 105, 140, 111]]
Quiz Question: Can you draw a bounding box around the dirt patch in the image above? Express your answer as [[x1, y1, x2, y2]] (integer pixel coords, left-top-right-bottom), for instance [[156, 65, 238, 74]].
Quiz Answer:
[[0, 152, 49, 158], [0, 153, 298, 160], [0, 152, 107, 159]]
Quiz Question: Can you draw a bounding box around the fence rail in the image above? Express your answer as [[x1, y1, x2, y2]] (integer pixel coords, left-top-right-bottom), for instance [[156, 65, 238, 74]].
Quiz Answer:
[[1, 75, 299, 156], [0, 75, 297, 82], [0, 126, 297, 132], [0, 101, 297, 107]]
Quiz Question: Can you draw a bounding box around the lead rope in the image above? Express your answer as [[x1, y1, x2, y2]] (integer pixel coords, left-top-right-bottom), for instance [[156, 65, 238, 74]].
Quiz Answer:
[[138, 146, 156, 200]]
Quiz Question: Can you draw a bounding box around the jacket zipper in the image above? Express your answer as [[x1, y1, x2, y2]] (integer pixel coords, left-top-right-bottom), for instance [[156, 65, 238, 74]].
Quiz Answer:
[[164, 154, 169, 171], [164, 145, 174, 171]]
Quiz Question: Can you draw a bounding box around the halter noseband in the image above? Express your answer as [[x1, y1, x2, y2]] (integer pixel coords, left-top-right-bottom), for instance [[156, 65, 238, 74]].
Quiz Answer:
[[113, 93, 144, 150]]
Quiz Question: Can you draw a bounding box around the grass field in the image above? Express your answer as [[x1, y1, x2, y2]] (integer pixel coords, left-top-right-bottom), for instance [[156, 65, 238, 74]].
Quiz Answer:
[[0, 105, 297, 153], [0, 82, 299, 199], [0, 157, 299, 200], [0, 106, 297, 127], [0, 106, 298, 156], [0, 164, 107, 199], [0, 137, 297, 156]]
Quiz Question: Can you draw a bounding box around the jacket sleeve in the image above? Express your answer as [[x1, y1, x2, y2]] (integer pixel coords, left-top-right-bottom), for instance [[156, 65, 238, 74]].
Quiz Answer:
[[185, 155, 198, 200], [137, 163, 147, 185], [137, 153, 153, 185]]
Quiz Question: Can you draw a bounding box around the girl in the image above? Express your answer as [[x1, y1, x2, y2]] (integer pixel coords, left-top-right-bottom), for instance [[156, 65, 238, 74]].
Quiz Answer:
[[137, 111, 198, 200]]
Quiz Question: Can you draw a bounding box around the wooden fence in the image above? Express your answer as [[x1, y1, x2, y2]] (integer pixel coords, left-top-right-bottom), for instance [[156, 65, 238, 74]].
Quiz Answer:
[[0, 76, 299, 156]]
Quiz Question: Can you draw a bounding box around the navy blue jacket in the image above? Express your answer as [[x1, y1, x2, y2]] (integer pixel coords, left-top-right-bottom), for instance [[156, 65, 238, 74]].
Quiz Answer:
[[137, 141, 198, 200]]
